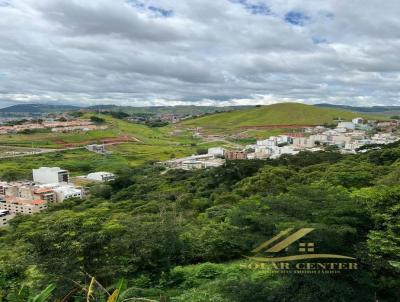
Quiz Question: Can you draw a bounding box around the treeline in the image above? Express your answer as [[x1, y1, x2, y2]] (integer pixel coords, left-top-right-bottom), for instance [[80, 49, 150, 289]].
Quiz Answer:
[[0, 144, 399, 301]]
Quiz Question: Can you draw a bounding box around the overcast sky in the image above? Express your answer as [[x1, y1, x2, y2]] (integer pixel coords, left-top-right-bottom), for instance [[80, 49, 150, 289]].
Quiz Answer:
[[0, 0, 400, 108]]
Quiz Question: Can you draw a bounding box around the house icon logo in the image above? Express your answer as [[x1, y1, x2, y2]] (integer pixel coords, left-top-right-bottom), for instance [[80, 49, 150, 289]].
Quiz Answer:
[[243, 228, 358, 273]]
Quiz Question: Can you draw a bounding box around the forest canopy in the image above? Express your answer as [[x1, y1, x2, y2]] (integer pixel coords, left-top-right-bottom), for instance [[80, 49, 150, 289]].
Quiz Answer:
[[0, 143, 399, 301]]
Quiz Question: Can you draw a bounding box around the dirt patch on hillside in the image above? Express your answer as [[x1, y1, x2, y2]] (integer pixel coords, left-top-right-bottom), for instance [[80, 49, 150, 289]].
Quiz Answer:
[[53, 135, 140, 147], [240, 124, 314, 129]]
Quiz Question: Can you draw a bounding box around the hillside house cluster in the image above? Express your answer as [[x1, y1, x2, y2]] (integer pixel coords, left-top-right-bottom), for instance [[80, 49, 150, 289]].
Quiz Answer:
[[243, 118, 399, 157], [126, 113, 191, 125], [161, 117, 399, 170], [0, 119, 107, 135], [0, 167, 84, 226]]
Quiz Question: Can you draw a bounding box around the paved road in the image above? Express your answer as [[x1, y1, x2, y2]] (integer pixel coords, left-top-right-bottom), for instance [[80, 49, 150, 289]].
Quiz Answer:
[[0, 140, 136, 159], [197, 138, 244, 149], [0, 146, 84, 159]]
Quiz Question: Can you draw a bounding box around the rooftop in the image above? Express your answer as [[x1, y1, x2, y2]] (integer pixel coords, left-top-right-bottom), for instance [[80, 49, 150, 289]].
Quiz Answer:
[[4, 196, 46, 206]]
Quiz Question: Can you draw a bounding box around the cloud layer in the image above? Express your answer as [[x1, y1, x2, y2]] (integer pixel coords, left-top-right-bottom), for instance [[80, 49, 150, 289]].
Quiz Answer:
[[0, 0, 400, 107]]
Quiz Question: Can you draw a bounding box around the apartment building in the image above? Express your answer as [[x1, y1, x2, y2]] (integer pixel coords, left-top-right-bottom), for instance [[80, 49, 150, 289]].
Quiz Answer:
[[0, 196, 47, 214], [207, 147, 226, 157], [33, 188, 57, 203], [292, 137, 315, 149], [0, 210, 15, 227], [33, 167, 69, 184], [224, 150, 247, 160], [52, 186, 83, 202]]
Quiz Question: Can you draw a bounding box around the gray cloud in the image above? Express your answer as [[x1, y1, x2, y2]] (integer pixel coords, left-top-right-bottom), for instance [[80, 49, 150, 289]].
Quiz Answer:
[[0, 0, 400, 108]]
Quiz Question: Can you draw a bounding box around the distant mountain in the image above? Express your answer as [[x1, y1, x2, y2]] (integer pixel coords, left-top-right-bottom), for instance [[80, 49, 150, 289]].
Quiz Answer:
[[0, 104, 80, 114], [86, 105, 250, 116], [315, 103, 400, 115], [0, 103, 251, 117], [2, 102, 396, 119], [181, 103, 385, 129]]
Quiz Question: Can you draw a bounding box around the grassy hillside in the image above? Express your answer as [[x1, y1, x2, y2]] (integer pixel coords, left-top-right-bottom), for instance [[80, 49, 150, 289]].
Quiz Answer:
[[181, 103, 384, 130], [0, 114, 226, 179], [0, 114, 184, 148]]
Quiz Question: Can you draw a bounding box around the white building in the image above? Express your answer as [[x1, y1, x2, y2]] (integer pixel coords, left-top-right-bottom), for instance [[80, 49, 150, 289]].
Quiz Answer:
[[179, 158, 225, 170], [53, 186, 83, 202], [276, 135, 291, 145], [331, 134, 352, 146], [252, 146, 272, 159], [292, 137, 315, 149], [86, 172, 115, 182], [337, 122, 355, 130], [309, 134, 329, 144], [344, 141, 365, 152], [352, 117, 364, 124], [161, 154, 225, 170], [270, 146, 299, 159], [257, 138, 277, 147], [86, 144, 106, 154], [207, 147, 225, 157], [33, 167, 69, 184]]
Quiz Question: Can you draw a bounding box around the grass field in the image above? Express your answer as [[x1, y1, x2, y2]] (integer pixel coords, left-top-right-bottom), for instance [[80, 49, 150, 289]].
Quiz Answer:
[[0, 149, 109, 180], [181, 103, 385, 131], [0, 114, 198, 148], [0, 114, 222, 179], [0, 139, 227, 180]]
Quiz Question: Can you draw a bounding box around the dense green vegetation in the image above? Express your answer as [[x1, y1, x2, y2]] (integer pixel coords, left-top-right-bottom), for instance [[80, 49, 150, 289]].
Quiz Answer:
[[181, 103, 384, 130], [0, 140, 399, 301]]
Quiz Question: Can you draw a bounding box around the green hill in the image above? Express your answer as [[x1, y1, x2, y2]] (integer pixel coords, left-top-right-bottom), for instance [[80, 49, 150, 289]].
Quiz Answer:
[[0, 104, 79, 114], [181, 103, 383, 129]]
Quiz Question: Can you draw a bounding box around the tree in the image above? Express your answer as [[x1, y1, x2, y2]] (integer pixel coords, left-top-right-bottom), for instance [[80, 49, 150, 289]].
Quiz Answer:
[[90, 116, 105, 124]]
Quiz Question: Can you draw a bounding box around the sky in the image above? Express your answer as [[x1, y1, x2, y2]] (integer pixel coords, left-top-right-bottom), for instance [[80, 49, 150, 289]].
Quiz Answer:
[[0, 0, 400, 108]]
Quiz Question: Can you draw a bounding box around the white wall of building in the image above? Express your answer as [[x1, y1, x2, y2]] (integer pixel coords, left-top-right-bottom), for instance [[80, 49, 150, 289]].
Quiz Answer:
[[337, 122, 355, 130], [33, 167, 69, 184], [208, 147, 225, 156], [352, 117, 364, 124], [86, 172, 115, 182], [53, 186, 83, 202]]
